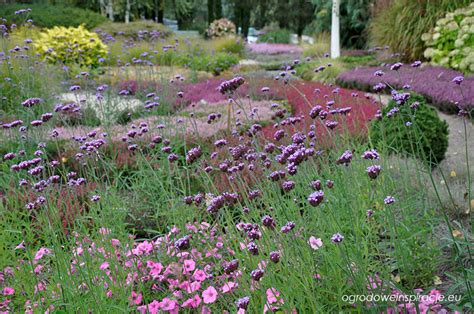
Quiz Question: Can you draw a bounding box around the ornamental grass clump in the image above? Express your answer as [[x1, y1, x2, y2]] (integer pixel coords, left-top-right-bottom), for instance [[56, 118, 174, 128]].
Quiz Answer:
[[35, 25, 107, 67]]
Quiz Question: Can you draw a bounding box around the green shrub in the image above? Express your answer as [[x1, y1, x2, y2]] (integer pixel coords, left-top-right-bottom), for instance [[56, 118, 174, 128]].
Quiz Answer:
[[296, 60, 349, 84], [258, 28, 291, 44], [369, 0, 471, 60], [422, 3, 474, 73], [95, 21, 173, 39], [182, 52, 239, 75], [0, 4, 107, 29], [370, 94, 449, 166], [211, 37, 245, 56], [35, 25, 108, 68]]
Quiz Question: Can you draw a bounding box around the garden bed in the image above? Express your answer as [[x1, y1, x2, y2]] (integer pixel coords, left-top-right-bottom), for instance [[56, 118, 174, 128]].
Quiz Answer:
[[336, 65, 473, 114]]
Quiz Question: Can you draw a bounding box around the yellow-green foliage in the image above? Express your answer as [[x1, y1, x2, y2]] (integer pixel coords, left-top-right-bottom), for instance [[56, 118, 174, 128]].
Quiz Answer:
[[209, 37, 245, 55], [422, 3, 474, 73], [35, 25, 107, 67]]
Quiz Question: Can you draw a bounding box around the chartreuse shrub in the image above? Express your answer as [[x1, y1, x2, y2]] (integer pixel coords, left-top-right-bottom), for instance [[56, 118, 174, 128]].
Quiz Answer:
[[0, 4, 107, 29], [370, 94, 449, 166], [422, 3, 474, 73], [34, 25, 107, 68], [369, 0, 471, 60]]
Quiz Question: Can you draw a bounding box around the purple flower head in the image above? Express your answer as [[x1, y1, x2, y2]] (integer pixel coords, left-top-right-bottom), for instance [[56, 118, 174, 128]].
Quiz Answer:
[[250, 268, 264, 281], [308, 190, 324, 207], [22, 98, 42, 107], [361, 149, 380, 160], [336, 150, 353, 165], [218, 76, 245, 94], [235, 296, 250, 309], [367, 165, 382, 179], [281, 180, 295, 192], [186, 146, 202, 164], [331, 233, 344, 243], [174, 235, 190, 251], [281, 221, 296, 234], [390, 62, 403, 71], [268, 251, 281, 264], [384, 195, 395, 204], [247, 242, 259, 255], [374, 70, 384, 77], [452, 76, 464, 85]]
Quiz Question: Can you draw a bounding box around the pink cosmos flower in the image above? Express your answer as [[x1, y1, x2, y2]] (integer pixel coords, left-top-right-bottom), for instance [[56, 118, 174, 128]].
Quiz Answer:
[[183, 259, 196, 273], [193, 269, 207, 282], [34, 247, 51, 264], [222, 281, 238, 293], [266, 288, 283, 304], [148, 300, 161, 314], [3, 287, 14, 296], [130, 291, 142, 305], [137, 305, 147, 314], [100, 262, 109, 270], [34, 264, 43, 274], [202, 286, 218, 304], [160, 298, 178, 311], [111, 239, 121, 247], [308, 236, 323, 250], [182, 294, 202, 308], [147, 260, 164, 278]]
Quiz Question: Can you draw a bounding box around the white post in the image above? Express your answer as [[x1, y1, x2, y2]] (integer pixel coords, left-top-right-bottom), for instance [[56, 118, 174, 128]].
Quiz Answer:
[[331, 0, 340, 59], [125, 0, 131, 23]]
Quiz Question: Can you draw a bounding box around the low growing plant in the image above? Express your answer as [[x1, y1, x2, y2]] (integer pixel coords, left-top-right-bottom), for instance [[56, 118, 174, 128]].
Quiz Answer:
[[35, 25, 108, 68], [370, 93, 449, 166], [422, 3, 474, 73]]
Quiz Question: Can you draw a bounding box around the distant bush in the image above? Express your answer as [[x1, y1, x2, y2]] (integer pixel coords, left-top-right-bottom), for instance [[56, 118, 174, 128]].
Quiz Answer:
[[369, 0, 471, 60], [370, 94, 449, 166], [205, 18, 236, 38], [35, 25, 108, 68], [0, 4, 107, 29], [181, 52, 239, 75], [95, 21, 173, 40], [422, 3, 474, 73], [258, 28, 291, 44]]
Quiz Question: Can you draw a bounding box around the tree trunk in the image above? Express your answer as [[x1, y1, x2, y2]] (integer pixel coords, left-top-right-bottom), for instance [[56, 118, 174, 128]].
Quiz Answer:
[[99, 0, 106, 17], [208, 0, 215, 24], [158, 0, 164, 23], [331, 0, 340, 58], [241, 7, 250, 38], [125, 0, 131, 23], [215, 0, 222, 20], [106, 0, 114, 21]]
